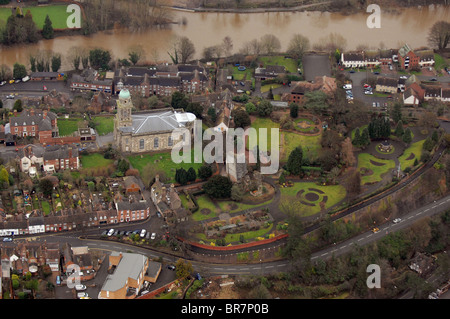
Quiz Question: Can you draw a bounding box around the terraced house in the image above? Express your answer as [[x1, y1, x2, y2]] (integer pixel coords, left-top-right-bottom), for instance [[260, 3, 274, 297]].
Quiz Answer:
[[9, 109, 58, 142], [113, 64, 209, 97]]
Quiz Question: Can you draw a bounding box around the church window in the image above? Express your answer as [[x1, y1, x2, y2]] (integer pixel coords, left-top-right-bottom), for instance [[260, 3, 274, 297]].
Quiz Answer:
[[139, 139, 144, 150], [168, 136, 173, 147], [154, 138, 159, 149]]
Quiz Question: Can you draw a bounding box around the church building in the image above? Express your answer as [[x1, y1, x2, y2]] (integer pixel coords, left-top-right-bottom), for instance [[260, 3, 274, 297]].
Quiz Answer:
[[113, 89, 196, 153]]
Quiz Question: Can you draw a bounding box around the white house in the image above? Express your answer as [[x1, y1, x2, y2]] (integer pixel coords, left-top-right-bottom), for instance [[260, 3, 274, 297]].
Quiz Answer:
[[341, 52, 365, 68], [403, 88, 420, 106]]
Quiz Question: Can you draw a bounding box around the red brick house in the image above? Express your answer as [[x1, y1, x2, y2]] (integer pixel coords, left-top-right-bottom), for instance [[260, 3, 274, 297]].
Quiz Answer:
[[9, 109, 58, 142], [43, 144, 79, 173], [398, 44, 419, 70]]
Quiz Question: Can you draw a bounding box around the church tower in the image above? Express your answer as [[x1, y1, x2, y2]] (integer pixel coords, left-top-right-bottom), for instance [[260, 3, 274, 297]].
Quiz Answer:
[[116, 88, 133, 128]]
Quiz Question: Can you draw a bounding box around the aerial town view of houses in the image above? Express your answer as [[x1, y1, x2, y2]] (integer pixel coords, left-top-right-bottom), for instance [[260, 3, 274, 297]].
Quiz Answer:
[[0, 0, 449, 305]]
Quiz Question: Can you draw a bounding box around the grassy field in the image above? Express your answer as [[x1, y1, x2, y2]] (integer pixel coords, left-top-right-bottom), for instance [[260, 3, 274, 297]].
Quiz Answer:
[[398, 139, 425, 169], [58, 118, 83, 137], [357, 153, 396, 185], [282, 131, 321, 163], [279, 182, 346, 217], [192, 195, 218, 221], [127, 150, 203, 183], [259, 56, 298, 73], [434, 53, 448, 71], [80, 153, 114, 169], [250, 117, 322, 162], [91, 116, 114, 135], [0, 5, 76, 29]]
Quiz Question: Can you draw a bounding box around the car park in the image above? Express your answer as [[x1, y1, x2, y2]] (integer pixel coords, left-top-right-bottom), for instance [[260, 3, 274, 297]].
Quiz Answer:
[[107, 228, 115, 236]]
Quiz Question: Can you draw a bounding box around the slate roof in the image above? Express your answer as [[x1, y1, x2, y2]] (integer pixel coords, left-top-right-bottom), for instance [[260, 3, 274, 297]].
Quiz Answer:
[[120, 109, 190, 134], [43, 145, 79, 161], [101, 252, 147, 292], [376, 77, 398, 87]]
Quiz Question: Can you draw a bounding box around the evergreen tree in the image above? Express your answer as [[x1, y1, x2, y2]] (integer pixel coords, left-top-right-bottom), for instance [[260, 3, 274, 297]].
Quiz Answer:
[[402, 128, 412, 145], [392, 103, 402, 124], [361, 127, 370, 147], [289, 103, 299, 118], [42, 14, 54, 39], [186, 167, 197, 182], [176, 168, 188, 185], [286, 146, 303, 176], [431, 130, 439, 143], [394, 120, 404, 137], [198, 165, 213, 180], [352, 127, 361, 146], [203, 175, 232, 199], [51, 54, 61, 72]]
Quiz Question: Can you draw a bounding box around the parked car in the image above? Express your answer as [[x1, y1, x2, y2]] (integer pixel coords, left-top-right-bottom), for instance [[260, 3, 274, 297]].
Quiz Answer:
[[140, 229, 147, 238], [3, 237, 13, 242], [239, 81, 245, 86], [0, 81, 6, 86], [343, 84, 352, 89], [167, 265, 176, 271], [77, 292, 89, 299], [125, 231, 131, 236], [22, 76, 30, 82], [365, 91, 373, 95], [372, 227, 380, 233], [430, 78, 437, 81], [393, 218, 401, 224], [6, 94, 14, 99], [107, 228, 114, 236], [75, 284, 86, 291], [151, 233, 156, 240]]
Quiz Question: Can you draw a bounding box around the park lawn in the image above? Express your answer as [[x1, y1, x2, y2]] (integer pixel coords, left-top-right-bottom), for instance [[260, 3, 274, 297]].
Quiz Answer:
[[127, 150, 203, 183], [250, 117, 322, 162], [357, 153, 396, 185], [282, 131, 321, 163], [0, 5, 75, 29], [191, 195, 218, 221], [279, 182, 346, 217], [91, 116, 114, 135], [58, 118, 84, 137], [224, 225, 273, 244], [80, 153, 114, 169], [259, 56, 298, 73], [398, 139, 425, 169]]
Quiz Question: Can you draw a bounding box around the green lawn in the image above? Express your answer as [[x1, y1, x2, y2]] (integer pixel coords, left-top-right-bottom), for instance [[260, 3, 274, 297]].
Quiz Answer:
[[259, 56, 298, 73], [231, 66, 254, 81], [224, 225, 273, 244], [398, 139, 425, 169], [58, 118, 83, 137], [0, 5, 77, 30], [434, 53, 448, 71], [282, 131, 321, 163], [279, 182, 346, 217], [127, 150, 203, 183], [249, 117, 322, 162], [261, 83, 282, 93], [192, 195, 218, 221], [41, 201, 51, 216], [357, 153, 396, 185], [80, 153, 114, 169], [91, 116, 114, 136]]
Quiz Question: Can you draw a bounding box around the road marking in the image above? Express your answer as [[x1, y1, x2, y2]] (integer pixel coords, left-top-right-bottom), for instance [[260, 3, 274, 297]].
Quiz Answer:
[[266, 266, 274, 269], [358, 238, 364, 242], [321, 253, 328, 257]]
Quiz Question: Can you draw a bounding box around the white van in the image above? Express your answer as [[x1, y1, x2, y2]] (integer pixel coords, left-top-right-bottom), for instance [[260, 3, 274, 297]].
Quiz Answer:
[[22, 76, 30, 82]]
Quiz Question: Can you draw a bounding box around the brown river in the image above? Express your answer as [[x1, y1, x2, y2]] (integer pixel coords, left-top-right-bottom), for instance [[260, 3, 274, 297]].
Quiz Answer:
[[1, 5, 449, 70]]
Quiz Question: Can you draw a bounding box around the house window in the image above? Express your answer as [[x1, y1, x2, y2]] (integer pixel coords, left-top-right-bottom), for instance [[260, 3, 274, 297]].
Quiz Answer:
[[154, 137, 159, 149], [139, 139, 144, 150], [168, 136, 173, 147]]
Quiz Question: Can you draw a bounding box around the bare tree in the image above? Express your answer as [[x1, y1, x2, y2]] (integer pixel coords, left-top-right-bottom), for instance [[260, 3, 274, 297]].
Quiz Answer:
[[176, 36, 196, 64], [427, 21, 450, 50], [222, 36, 233, 57], [260, 34, 281, 55], [287, 33, 310, 60], [128, 44, 146, 65]]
